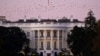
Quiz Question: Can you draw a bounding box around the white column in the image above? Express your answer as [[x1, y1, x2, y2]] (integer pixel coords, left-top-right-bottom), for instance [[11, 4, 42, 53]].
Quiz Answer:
[[44, 30, 46, 50], [29, 31, 33, 48], [57, 30, 60, 50], [51, 30, 53, 50], [38, 30, 40, 51]]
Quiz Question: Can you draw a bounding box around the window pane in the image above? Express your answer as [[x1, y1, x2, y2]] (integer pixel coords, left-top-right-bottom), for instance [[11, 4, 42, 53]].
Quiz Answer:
[[47, 41, 50, 50], [53, 30, 57, 37], [40, 41, 43, 50], [59, 40, 62, 49], [26, 32, 30, 37], [47, 30, 50, 37], [34, 30, 38, 38], [59, 30, 62, 38], [40, 30, 43, 37], [54, 41, 57, 50], [35, 40, 38, 48]]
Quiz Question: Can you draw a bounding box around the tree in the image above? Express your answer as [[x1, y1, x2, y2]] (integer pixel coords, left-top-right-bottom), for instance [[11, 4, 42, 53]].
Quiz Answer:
[[92, 20, 100, 56], [83, 10, 97, 56], [85, 10, 96, 29], [67, 10, 97, 56], [67, 26, 85, 56], [0, 26, 27, 56]]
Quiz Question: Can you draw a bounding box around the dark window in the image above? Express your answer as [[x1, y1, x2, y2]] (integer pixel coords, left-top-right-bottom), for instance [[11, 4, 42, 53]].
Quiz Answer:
[[40, 52, 43, 56], [47, 41, 50, 50], [53, 30, 57, 37], [59, 40, 62, 49], [35, 30, 38, 38], [26, 32, 30, 37], [59, 30, 62, 38], [40, 30, 43, 37], [47, 30, 50, 37], [40, 42, 43, 50], [54, 41, 57, 50], [35, 40, 38, 48], [54, 52, 57, 56], [47, 53, 51, 56]]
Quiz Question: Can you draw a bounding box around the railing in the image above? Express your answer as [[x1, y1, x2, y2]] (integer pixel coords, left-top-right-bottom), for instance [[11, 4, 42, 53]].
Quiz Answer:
[[0, 22, 84, 28]]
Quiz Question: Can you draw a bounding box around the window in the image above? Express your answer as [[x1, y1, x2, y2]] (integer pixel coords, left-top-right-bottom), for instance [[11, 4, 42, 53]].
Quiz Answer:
[[40, 41, 43, 50], [40, 52, 43, 56], [54, 41, 57, 50], [35, 40, 38, 48], [40, 30, 43, 37], [54, 52, 57, 56], [47, 41, 50, 50], [59, 30, 62, 38], [53, 30, 57, 37], [59, 40, 62, 49], [34, 30, 38, 38], [26, 32, 30, 37], [47, 30, 50, 37]]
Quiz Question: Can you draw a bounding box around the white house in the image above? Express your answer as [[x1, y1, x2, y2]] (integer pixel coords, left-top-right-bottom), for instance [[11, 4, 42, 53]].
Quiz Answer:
[[0, 18, 84, 56]]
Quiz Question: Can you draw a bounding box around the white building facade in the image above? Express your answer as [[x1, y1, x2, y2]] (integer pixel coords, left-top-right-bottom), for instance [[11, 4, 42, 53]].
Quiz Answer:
[[0, 19, 84, 56]]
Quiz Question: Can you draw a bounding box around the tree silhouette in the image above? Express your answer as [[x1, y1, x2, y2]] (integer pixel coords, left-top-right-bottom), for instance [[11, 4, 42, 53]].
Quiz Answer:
[[0, 26, 27, 56], [67, 10, 97, 56], [67, 26, 85, 56], [83, 10, 97, 56], [92, 20, 100, 56], [85, 10, 96, 29]]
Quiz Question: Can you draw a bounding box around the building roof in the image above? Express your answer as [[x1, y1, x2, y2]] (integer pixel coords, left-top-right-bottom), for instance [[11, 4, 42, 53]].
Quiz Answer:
[[0, 18, 84, 23], [40, 19, 57, 22]]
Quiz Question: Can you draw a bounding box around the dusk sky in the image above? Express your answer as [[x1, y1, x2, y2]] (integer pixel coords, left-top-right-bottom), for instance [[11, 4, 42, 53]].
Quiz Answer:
[[0, 0, 100, 21]]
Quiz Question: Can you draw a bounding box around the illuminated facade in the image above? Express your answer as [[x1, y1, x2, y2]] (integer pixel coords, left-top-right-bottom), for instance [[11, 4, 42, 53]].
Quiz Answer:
[[0, 19, 84, 56]]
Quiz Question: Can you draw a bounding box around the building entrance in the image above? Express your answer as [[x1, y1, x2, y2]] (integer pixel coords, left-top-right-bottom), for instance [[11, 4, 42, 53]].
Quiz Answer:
[[47, 53, 51, 56]]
